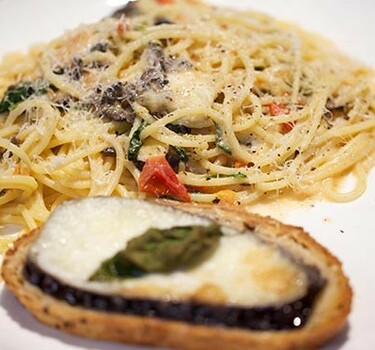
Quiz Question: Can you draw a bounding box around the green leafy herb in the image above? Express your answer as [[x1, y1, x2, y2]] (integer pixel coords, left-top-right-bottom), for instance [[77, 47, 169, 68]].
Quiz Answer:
[[206, 172, 247, 180], [128, 120, 147, 162], [125, 225, 222, 272], [233, 172, 247, 179], [90, 253, 146, 281], [215, 124, 232, 155], [90, 224, 222, 281], [174, 146, 189, 163], [0, 82, 48, 114], [166, 146, 189, 173]]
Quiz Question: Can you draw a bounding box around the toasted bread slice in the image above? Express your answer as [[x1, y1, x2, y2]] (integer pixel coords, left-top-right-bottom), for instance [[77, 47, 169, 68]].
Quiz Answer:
[[2, 198, 351, 350]]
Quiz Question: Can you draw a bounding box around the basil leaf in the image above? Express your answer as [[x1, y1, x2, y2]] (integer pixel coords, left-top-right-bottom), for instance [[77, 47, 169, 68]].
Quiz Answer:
[[215, 123, 232, 155], [127, 120, 147, 162], [126, 225, 222, 272], [90, 224, 222, 281], [0, 82, 48, 114], [90, 253, 146, 282]]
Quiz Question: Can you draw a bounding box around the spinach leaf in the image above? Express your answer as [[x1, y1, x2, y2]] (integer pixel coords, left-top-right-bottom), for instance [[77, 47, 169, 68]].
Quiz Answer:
[[90, 224, 222, 281], [0, 82, 48, 114], [215, 123, 232, 155], [127, 120, 147, 162]]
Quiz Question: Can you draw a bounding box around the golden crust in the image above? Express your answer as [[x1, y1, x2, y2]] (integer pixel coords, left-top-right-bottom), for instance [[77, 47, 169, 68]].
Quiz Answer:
[[1, 202, 352, 350]]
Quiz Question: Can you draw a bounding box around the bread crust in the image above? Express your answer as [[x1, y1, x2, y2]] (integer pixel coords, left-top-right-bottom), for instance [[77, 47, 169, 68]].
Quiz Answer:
[[1, 202, 352, 350]]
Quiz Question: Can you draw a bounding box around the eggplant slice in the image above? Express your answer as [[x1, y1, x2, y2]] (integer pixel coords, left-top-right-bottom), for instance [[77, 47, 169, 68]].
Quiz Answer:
[[2, 198, 352, 350]]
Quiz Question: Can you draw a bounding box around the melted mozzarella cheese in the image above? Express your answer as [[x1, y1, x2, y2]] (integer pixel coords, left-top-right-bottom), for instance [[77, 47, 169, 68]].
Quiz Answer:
[[167, 71, 215, 110], [138, 70, 215, 128], [167, 71, 216, 128], [30, 198, 308, 307]]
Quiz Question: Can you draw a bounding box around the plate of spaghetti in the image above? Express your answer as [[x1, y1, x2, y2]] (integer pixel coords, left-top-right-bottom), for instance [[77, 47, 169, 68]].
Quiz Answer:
[[0, 0, 374, 349]]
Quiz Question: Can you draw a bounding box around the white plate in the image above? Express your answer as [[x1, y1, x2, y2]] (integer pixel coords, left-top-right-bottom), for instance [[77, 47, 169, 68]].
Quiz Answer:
[[0, 1, 374, 349]]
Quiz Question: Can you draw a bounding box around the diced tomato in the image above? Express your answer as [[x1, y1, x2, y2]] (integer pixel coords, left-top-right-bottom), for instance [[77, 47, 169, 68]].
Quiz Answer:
[[267, 103, 295, 134], [156, 0, 175, 5], [139, 156, 191, 202]]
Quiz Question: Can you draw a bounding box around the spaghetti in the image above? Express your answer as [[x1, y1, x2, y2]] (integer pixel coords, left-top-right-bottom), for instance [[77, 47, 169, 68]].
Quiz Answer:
[[0, 0, 375, 243]]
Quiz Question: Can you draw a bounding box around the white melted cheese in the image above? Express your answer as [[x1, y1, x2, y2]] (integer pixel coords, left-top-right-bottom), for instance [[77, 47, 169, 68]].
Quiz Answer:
[[30, 198, 308, 307], [166, 71, 215, 110], [138, 70, 215, 128]]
